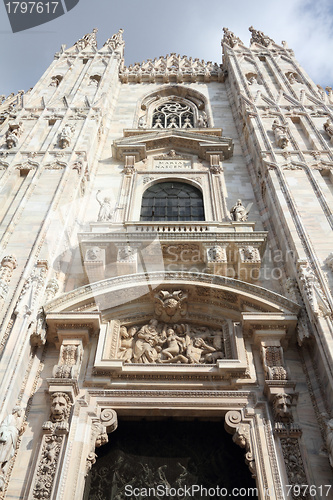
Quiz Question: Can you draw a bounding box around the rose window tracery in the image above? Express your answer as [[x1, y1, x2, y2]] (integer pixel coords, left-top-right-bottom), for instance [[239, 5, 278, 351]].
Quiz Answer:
[[152, 102, 194, 129]]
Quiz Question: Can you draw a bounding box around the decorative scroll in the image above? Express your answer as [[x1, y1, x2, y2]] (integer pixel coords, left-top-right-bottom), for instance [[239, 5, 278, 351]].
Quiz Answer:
[[224, 411, 256, 477]]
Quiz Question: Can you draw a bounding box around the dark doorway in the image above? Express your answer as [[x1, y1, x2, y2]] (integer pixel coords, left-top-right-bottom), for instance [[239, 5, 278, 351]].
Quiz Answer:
[[84, 420, 258, 499]]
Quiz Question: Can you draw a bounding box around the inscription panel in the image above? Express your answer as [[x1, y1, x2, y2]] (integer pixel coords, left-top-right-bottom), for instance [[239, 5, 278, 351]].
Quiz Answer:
[[154, 160, 192, 169]]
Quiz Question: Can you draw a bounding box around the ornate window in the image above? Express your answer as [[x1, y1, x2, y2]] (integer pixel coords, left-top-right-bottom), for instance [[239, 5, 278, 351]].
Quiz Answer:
[[140, 181, 204, 221], [152, 102, 194, 129]]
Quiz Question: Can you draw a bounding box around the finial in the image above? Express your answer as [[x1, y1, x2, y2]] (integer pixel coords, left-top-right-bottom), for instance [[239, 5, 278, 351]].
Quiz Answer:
[[248, 26, 273, 47]]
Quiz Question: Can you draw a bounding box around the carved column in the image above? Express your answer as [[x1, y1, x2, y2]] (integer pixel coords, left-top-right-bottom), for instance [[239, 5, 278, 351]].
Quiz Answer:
[[30, 315, 101, 499], [252, 328, 311, 499], [272, 395, 311, 500], [31, 393, 72, 499], [0, 255, 17, 310]]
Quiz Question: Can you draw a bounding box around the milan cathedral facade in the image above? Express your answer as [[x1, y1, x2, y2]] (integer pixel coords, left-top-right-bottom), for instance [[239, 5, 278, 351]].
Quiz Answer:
[[0, 26, 332, 499]]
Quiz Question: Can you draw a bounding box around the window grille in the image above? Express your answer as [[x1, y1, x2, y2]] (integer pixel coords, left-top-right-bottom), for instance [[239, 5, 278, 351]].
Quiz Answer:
[[152, 102, 194, 129], [140, 182, 204, 221]]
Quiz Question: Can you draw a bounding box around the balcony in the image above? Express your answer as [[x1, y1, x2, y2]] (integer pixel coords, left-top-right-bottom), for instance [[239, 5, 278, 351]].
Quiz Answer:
[[78, 220, 267, 284]]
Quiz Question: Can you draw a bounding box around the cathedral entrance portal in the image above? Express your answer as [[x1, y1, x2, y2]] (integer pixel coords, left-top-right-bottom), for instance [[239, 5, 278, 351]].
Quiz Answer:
[[83, 419, 258, 500]]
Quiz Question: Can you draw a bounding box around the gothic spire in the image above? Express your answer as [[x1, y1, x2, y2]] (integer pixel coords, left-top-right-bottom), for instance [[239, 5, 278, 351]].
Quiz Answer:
[[248, 26, 274, 47], [103, 29, 125, 50], [74, 28, 98, 50], [222, 27, 243, 47]]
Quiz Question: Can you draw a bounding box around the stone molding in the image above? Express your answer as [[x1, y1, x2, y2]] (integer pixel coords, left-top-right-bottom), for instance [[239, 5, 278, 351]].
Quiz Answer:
[[44, 271, 300, 315]]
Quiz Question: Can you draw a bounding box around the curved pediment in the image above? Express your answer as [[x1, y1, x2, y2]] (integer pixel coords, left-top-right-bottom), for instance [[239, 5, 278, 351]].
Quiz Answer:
[[45, 271, 300, 319]]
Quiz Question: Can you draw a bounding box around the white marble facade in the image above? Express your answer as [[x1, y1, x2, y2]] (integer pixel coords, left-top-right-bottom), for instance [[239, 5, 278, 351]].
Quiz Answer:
[[0, 26, 331, 499]]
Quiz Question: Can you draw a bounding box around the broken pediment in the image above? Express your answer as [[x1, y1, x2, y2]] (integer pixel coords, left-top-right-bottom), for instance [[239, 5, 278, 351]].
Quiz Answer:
[[112, 128, 233, 162]]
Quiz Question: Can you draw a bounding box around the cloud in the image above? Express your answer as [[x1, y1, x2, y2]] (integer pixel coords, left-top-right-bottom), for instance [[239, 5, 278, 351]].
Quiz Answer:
[[0, 0, 332, 94]]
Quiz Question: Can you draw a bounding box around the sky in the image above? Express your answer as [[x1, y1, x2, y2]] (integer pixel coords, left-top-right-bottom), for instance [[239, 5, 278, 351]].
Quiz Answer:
[[0, 0, 333, 96]]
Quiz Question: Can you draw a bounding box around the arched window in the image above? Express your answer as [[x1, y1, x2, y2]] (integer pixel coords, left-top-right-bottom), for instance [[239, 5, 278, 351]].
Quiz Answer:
[[140, 182, 204, 221], [152, 102, 194, 129]]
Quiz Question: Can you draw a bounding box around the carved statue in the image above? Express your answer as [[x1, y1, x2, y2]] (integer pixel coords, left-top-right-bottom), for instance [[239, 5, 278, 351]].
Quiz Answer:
[[58, 124, 74, 149], [5, 122, 23, 149], [133, 319, 165, 363], [50, 392, 71, 423], [86, 247, 102, 261], [49, 75, 62, 87], [117, 326, 137, 362], [0, 407, 25, 490], [208, 246, 225, 262], [118, 320, 225, 365], [324, 417, 333, 468], [96, 190, 114, 222], [104, 29, 124, 49], [246, 73, 260, 85], [272, 119, 289, 149], [117, 245, 135, 262], [159, 327, 187, 360], [222, 27, 243, 47], [230, 199, 249, 222], [249, 26, 273, 47], [197, 111, 208, 128], [273, 393, 292, 421], [75, 28, 98, 50], [186, 337, 215, 364], [286, 72, 298, 85], [324, 119, 333, 139], [153, 117, 163, 128], [138, 115, 147, 129], [242, 246, 260, 262]]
